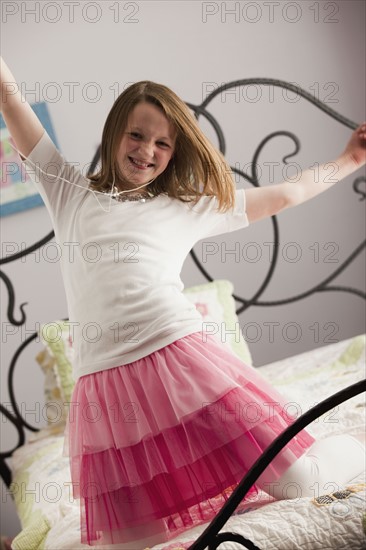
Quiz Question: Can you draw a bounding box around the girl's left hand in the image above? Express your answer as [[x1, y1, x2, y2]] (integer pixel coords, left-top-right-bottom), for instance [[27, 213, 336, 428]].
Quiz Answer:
[[341, 122, 366, 168]]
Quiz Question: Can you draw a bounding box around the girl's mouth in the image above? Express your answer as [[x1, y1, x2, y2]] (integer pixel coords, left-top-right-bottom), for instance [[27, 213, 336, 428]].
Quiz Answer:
[[128, 157, 154, 169]]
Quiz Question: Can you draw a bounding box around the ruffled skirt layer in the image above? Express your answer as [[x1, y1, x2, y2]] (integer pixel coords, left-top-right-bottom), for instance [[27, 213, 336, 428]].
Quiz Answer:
[[63, 331, 315, 547]]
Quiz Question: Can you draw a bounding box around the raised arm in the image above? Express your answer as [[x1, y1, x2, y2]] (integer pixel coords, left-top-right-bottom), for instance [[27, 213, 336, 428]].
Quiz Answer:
[[244, 123, 366, 223], [1, 57, 45, 157]]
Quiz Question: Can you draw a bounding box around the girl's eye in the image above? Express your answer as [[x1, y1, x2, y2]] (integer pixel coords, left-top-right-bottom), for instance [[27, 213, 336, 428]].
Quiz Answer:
[[128, 133, 170, 148]]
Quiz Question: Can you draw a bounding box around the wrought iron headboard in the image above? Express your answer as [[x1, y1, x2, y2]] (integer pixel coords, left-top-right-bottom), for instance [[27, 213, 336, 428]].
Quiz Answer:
[[1, 78, 365, 550]]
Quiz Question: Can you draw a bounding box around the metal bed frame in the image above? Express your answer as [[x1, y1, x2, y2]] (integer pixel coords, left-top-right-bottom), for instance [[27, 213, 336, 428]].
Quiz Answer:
[[1, 78, 365, 550]]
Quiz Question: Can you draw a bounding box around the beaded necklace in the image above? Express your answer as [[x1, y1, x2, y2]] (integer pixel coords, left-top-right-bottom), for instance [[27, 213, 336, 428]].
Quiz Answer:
[[112, 191, 153, 203]]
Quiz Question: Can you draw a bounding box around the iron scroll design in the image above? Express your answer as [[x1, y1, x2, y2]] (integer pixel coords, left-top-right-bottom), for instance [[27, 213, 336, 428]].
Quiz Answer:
[[0, 77, 365, 532], [185, 78, 365, 312]]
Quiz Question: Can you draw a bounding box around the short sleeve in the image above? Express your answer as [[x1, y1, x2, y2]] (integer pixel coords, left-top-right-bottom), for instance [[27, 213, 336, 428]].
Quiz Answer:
[[20, 130, 90, 227], [185, 188, 249, 241]]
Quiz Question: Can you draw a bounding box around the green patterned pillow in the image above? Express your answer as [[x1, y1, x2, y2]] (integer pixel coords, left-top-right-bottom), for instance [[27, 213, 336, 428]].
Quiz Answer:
[[11, 512, 50, 550], [183, 279, 252, 365], [35, 347, 67, 428], [39, 321, 75, 410]]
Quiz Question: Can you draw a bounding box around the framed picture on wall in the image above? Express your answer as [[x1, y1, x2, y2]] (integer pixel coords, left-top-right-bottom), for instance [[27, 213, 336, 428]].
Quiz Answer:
[[0, 102, 60, 217]]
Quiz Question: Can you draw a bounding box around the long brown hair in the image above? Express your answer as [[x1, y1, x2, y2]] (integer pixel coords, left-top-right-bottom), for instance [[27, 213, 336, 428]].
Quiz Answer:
[[88, 81, 236, 212]]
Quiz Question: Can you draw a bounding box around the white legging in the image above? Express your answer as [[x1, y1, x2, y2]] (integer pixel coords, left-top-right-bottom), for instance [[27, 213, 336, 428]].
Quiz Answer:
[[258, 434, 366, 500]]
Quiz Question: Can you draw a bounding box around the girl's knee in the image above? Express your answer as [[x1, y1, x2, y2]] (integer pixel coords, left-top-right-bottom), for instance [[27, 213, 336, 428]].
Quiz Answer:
[[262, 434, 365, 501]]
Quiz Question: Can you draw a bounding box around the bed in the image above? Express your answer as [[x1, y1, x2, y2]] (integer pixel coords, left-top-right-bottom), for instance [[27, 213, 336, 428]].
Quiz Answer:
[[1, 78, 365, 550]]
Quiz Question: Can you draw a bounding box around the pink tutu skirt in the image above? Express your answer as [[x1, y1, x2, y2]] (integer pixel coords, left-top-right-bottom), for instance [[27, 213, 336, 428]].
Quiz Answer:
[[63, 331, 315, 547]]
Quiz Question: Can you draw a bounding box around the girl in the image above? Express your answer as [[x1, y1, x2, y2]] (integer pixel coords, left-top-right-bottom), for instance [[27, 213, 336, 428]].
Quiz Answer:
[[1, 57, 365, 549]]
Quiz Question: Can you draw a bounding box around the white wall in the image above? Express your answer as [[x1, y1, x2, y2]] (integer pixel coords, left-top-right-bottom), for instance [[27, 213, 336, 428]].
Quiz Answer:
[[1, 0, 365, 538]]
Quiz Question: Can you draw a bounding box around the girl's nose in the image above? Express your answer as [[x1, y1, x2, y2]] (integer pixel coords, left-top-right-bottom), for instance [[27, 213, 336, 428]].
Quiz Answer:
[[138, 141, 154, 160]]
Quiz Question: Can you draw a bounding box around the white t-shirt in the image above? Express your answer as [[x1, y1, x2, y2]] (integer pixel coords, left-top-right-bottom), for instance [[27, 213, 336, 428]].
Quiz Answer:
[[22, 131, 250, 379]]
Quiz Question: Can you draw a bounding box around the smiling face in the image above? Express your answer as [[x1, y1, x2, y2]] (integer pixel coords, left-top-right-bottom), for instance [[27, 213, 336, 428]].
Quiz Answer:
[[115, 101, 176, 192]]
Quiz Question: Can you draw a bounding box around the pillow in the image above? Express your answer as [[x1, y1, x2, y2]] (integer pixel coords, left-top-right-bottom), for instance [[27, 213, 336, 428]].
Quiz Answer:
[[183, 279, 252, 365], [35, 347, 67, 429], [39, 321, 75, 412], [10, 513, 50, 550]]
